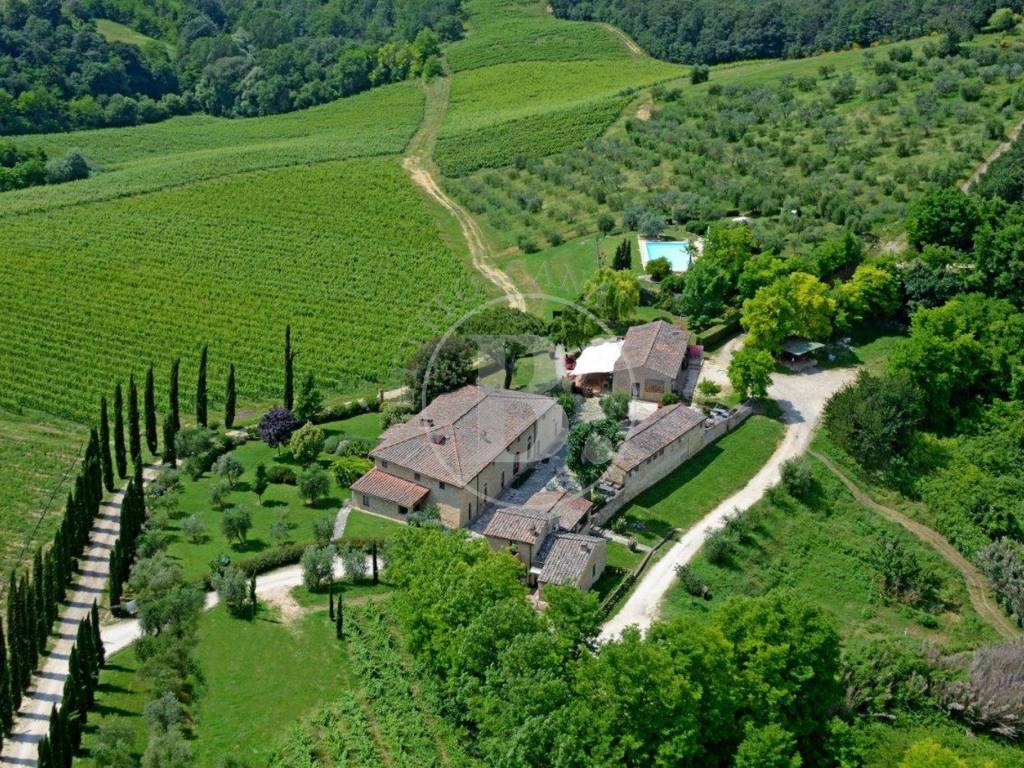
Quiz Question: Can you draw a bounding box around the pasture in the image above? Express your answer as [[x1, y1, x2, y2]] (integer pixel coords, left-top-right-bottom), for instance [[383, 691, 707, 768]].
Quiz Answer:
[[0, 158, 488, 422]]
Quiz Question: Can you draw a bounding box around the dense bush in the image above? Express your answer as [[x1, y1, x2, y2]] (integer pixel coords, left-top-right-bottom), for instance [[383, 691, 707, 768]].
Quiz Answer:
[[266, 465, 297, 485], [977, 538, 1024, 625]]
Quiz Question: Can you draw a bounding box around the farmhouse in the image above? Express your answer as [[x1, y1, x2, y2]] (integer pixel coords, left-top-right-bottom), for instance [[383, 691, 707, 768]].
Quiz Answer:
[[602, 403, 707, 493], [351, 386, 567, 528], [482, 488, 606, 591], [611, 320, 691, 402]]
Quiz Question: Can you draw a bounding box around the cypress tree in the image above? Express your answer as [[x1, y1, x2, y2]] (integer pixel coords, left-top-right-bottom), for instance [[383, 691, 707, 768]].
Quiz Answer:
[[109, 540, 122, 607], [328, 578, 334, 620], [249, 572, 257, 619], [113, 382, 127, 479], [336, 593, 343, 639], [144, 364, 158, 454], [6, 573, 20, 708], [128, 373, 141, 464], [196, 344, 208, 426], [162, 411, 177, 466], [98, 397, 114, 493], [169, 357, 180, 432], [0, 617, 12, 733], [92, 601, 104, 667], [32, 549, 47, 652], [87, 428, 102, 508], [62, 666, 79, 738], [225, 363, 237, 428], [37, 734, 51, 768], [20, 577, 36, 682], [77, 619, 96, 702], [47, 706, 62, 768], [284, 324, 295, 410], [44, 551, 58, 625]]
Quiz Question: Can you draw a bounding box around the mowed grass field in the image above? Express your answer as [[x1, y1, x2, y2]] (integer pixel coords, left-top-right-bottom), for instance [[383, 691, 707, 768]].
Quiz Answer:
[[0, 157, 487, 422], [434, 0, 682, 174]]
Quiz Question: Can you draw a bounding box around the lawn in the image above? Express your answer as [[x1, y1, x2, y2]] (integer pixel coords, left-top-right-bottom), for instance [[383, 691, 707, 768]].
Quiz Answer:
[[163, 414, 384, 583], [341, 509, 405, 541], [661, 459, 999, 653], [613, 415, 786, 546], [592, 540, 644, 600], [0, 157, 488, 423]]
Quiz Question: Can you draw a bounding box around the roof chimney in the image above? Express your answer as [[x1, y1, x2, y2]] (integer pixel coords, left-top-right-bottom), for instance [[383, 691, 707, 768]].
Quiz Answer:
[[431, 433, 446, 445]]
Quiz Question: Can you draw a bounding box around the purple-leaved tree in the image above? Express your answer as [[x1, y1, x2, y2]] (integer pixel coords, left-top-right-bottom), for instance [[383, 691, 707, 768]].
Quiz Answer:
[[259, 407, 300, 449]]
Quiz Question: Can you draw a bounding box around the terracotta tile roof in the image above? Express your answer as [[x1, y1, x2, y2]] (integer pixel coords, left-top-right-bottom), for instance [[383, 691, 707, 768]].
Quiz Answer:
[[537, 533, 605, 586], [350, 468, 429, 509], [371, 386, 561, 487], [517, 489, 593, 532], [614, 320, 689, 379], [483, 507, 554, 546], [613, 403, 705, 471]]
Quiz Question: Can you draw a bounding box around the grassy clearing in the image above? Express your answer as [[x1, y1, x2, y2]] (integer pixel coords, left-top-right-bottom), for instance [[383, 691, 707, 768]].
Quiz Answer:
[[0, 157, 487, 422], [613, 415, 786, 546], [0, 409, 88, 572], [662, 459, 998, 652], [164, 414, 383, 583], [94, 19, 172, 53]]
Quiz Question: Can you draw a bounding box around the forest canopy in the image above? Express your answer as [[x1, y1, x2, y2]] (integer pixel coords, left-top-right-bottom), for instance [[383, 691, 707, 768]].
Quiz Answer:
[[550, 0, 1019, 64]]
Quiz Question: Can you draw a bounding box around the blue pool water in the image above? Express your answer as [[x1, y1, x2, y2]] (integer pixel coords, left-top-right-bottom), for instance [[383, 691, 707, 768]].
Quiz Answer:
[[645, 240, 693, 272]]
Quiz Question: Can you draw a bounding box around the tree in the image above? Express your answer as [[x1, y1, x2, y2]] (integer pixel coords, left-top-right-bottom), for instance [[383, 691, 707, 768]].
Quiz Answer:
[[336, 592, 344, 638], [298, 467, 331, 506], [823, 372, 922, 473], [0, 618, 11, 731], [612, 239, 632, 270], [599, 391, 629, 422], [461, 307, 546, 390], [728, 347, 775, 399], [988, 8, 1016, 33], [301, 545, 335, 590], [142, 726, 192, 768], [213, 454, 244, 487], [333, 455, 372, 487], [127, 374, 141, 463], [566, 419, 623, 486], [543, 585, 602, 655], [168, 358, 180, 432], [742, 273, 835, 355], [99, 396, 115, 492], [646, 256, 672, 281], [113, 382, 127, 478], [813, 229, 862, 276], [258, 407, 299, 449], [835, 264, 900, 330], [583, 267, 639, 323], [906, 187, 980, 251], [145, 364, 159, 455], [312, 515, 335, 545], [289, 422, 325, 466], [734, 723, 802, 768], [283, 325, 296, 411], [195, 344, 208, 427], [404, 336, 477, 409], [339, 543, 367, 582], [212, 567, 250, 615], [209, 481, 230, 511], [680, 255, 732, 328], [221, 507, 252, 546], [547, 306, 600, 352], [181, 514, 205, 544], [92, 720, 136, 768], [713, 593, 841, 760], [295, 372, 323, 423], [224, 363, 236, 429], [253, 463, 268, 504], [898, 739, 966, 768]]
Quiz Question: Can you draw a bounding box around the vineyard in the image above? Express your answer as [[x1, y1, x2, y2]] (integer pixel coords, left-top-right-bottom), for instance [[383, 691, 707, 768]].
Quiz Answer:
[[0, 157, 488, 422], [270, 604, 476, 767], [435, 0, 682, 175], [446, 33, 1024, 251], [2, 83, 424, 219]]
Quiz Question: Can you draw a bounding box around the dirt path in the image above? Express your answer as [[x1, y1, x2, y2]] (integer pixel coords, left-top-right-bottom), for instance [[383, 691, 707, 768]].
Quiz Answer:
[[960, 114, 1024, 192], [600, 23, 645, 58], [1, 466, 158, 767], [810, 450, 1019, 639], [600, 364, 856, 640], [402, 70, 525, 310]]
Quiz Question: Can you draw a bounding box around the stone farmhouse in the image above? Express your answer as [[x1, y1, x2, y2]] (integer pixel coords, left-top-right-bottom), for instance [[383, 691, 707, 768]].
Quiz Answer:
[[611, 320, 692, 402], [351, 386, 567, 528], [482, 489, 607, 591]]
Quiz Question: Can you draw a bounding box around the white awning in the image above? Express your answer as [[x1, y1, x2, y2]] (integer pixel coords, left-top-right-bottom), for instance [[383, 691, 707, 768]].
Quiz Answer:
[[572, 340, 623, 376]]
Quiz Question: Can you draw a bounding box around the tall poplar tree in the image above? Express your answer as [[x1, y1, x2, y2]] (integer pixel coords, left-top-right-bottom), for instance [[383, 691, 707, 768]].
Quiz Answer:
[[225, 363, 237, 428], [128, 373, 141, 464], [113, 382, 127, 479], [144, 364, 158, 455], [284, 325, 295, 410], [196, 344, 208, 426], [98, 397, 114, 493], [169, 357, 181, 432]]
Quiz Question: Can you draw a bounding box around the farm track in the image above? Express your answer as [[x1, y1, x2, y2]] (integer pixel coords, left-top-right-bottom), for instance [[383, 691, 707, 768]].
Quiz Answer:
[[960, 113, 1024, 192], [600, 23, 645, 58], [810, 450, 1020, 639], [403, 70, 525, 310]]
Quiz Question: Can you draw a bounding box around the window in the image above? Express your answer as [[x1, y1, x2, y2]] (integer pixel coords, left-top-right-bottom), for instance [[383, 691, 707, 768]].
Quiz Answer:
[[414, 472, 421, 481], [645, 379, 665, 394], [382, 461, 388, 468], [592, 564, 596, 577], [501, 471, 506, 488], [468, 502, 473, 518], [362, 495, 370, 507], [439, 480, 446, 489]]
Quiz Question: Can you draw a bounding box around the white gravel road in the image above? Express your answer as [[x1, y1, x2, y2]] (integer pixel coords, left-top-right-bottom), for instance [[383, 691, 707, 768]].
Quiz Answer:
[[599, 363, 856, 641]]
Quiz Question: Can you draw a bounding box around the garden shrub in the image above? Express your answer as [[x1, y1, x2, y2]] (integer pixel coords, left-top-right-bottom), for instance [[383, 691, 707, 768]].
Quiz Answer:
[[780, 458, 815, 499], [267, 465, 297, 485]]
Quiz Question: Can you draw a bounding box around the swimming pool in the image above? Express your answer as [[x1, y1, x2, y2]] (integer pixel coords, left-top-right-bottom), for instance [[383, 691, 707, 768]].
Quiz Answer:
[[644, 240, 693, 272]]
